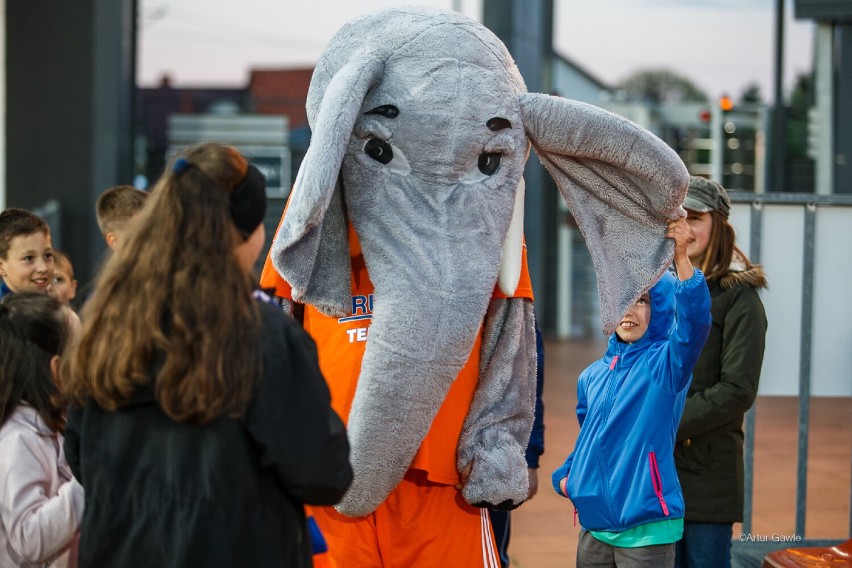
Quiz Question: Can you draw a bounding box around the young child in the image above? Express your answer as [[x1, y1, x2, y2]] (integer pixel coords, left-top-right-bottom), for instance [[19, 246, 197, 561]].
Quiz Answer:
[[50, 250, 78, 305], [0, 292, 84, 568], [552, 217, 712, 567], [94, 184, 148, 250], [63, 143, 351, 567], [0, 208, 55, 299]]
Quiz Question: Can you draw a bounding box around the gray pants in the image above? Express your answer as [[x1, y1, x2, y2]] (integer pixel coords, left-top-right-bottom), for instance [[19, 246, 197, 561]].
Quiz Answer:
[[577, 529, 676, 568]]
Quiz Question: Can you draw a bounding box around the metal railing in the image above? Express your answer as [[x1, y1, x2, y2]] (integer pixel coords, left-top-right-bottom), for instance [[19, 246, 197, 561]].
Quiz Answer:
[[729, 190, 852, 566]]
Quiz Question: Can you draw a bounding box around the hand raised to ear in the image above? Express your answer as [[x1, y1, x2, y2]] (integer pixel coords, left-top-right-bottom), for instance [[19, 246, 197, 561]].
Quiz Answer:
[[666, 218, 695, 281]]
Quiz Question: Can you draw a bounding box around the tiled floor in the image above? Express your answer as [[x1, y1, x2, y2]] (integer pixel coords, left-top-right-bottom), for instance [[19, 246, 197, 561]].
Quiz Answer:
[[505, 338, 852, 568]]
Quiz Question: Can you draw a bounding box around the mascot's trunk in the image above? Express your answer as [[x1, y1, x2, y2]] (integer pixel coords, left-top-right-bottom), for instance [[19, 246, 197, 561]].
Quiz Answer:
[[336, 181, 510, 517]]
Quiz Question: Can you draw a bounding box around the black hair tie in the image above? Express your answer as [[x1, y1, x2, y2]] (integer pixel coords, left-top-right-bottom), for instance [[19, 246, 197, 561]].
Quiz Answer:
[[229, 164, 267, 240]]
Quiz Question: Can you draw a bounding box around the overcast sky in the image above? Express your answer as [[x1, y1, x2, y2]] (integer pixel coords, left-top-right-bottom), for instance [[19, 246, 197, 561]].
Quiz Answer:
[[138, 0, 814, 102]]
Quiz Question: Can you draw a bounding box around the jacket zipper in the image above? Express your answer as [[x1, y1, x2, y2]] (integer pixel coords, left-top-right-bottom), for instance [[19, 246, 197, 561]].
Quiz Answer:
[[609, 355, 619, 370], [648, 451, 670, 516], [596, 350, 621, 527]]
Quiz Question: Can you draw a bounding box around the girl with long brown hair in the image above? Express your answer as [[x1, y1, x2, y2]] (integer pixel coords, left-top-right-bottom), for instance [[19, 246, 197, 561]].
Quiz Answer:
[[674, 176, 768, 568], [63, 143, 351, 568]]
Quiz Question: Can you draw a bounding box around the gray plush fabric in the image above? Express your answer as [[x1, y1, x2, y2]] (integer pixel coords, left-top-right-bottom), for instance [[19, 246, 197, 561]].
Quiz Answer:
[[457, 297, 537, 508], [269, 5, 689, 517], [272, 57, 383, 316], [520, 94, 689, 333]]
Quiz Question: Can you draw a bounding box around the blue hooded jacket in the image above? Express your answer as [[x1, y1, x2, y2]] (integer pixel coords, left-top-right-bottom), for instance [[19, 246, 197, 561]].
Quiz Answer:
[[552, 269, 711, 532]]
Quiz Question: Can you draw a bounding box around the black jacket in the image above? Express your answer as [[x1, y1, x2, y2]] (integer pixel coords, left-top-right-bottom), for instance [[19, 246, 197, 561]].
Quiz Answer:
[[64, 303, 352, 567]]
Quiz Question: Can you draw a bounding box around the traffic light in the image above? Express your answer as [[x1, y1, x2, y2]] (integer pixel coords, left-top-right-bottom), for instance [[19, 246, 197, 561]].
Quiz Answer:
[[719, 95, 734, 112]]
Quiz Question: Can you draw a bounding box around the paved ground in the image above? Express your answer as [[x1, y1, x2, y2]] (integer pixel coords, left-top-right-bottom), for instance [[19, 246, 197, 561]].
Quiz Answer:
[[503, 338, 852, 568]]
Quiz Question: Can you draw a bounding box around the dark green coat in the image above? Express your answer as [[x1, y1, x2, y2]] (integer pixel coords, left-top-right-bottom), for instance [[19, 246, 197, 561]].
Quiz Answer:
[[674, 262, 767, 523]]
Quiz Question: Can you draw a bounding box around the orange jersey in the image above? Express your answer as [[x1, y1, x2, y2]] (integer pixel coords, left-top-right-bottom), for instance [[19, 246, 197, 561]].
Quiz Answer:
[[260, 224, 534, 484]]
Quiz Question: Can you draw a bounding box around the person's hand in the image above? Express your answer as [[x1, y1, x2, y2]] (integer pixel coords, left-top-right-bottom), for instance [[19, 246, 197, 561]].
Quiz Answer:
[[666, 217, 693, 256], [666, 218, 696, 281], [455, 463, 472, 490], [559, 476, 568, 497], [527, 468, 539, 500]]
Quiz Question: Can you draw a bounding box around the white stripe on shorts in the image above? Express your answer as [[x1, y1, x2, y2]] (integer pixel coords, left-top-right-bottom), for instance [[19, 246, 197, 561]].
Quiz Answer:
[[480, 508, 499, 567]]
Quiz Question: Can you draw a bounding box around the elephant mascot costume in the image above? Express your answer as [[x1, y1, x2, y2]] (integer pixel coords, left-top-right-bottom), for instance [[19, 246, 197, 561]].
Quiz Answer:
[[260, 5, 689, 566]]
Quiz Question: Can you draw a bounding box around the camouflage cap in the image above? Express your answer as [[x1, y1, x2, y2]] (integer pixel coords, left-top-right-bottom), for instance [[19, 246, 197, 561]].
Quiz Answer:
[[683, 176, 731, 218]]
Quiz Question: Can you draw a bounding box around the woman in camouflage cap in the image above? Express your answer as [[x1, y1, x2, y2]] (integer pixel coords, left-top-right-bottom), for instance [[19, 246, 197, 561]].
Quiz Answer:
[[674, 176, 768, 568]]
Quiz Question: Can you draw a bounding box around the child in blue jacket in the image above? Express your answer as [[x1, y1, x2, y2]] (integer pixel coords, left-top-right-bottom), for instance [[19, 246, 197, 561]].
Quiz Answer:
[[553, 217, 711, 567]]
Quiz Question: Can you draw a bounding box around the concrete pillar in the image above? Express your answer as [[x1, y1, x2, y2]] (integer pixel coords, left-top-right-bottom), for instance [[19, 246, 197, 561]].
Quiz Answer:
[[483, 0, 558, 331], [5, 0, 136, 286], [836, 24, 852, 193], [812, 24, 834, 195]]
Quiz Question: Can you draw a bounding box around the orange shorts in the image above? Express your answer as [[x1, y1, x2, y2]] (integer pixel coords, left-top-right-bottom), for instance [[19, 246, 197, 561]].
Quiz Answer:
[[313, 470, 500, 568]]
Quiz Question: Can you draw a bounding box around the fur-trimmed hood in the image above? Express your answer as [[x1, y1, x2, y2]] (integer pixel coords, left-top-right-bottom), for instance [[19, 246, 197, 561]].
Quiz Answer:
[[720, 252, 767, 290]]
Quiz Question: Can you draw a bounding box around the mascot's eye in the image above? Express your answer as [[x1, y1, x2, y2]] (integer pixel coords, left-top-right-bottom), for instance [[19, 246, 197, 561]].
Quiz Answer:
[[365, 138, 394, 165], [486, 117, 512, 131], [478, 152, 501, 176], [366, 105, 400, 119]]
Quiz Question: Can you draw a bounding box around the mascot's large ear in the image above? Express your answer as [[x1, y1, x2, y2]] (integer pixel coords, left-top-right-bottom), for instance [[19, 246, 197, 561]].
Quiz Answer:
[[519, 93, 689, 334], [271, 57, 384, 316]]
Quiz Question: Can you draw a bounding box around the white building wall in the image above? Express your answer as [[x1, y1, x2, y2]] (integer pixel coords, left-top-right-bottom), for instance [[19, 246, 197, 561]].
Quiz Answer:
[[728, 202, 850, 397]]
